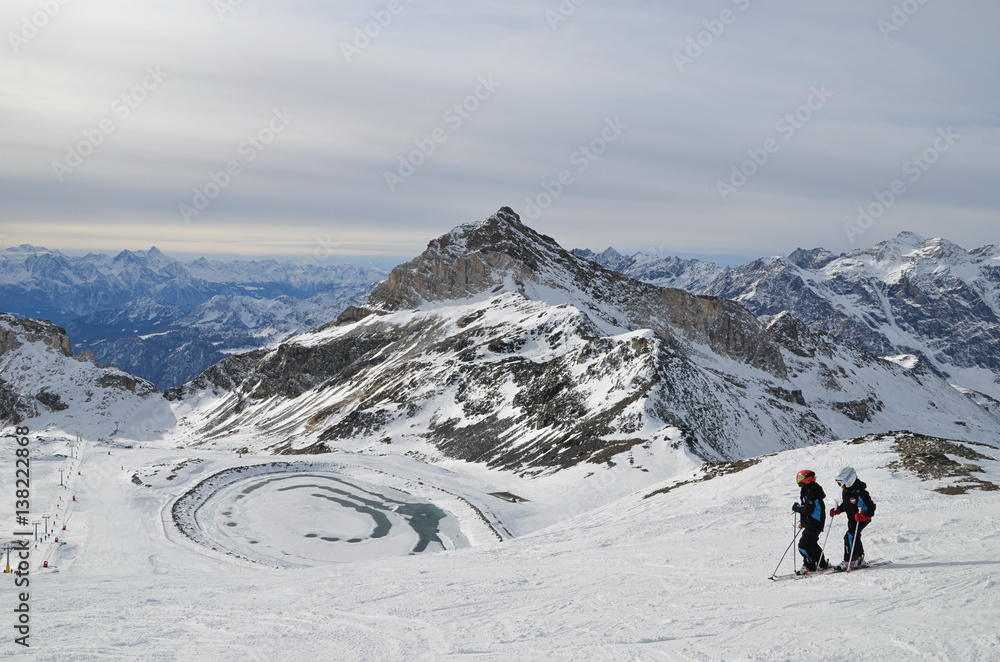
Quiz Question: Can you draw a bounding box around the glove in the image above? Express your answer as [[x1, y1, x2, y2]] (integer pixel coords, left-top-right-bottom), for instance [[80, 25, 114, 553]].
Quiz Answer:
[[830, 507, 841, 517], [792, 503, 801, 513], [854, 512, 871, 522]]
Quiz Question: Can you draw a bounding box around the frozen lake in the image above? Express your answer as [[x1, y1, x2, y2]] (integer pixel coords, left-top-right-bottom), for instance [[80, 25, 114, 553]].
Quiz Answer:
[[193, 471, 469, 566]]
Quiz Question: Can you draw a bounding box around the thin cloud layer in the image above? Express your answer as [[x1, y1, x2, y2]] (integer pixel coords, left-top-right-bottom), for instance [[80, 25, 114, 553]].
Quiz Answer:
[[1, 0, 997, 261]]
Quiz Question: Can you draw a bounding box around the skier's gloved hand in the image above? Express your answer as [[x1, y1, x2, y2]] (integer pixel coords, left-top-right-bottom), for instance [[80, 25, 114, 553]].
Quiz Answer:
[[830, 507, 840, 517], [854, 512, 871, 522], [791, 503, 801, 513]]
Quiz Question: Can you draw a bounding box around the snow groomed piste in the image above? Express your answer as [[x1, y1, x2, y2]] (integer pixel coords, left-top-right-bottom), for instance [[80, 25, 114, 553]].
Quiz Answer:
[[172, 462, 469, 567]]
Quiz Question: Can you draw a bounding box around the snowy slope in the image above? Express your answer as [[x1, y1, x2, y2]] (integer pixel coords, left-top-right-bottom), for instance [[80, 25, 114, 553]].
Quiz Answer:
[[6, 427, 999, 660], [766, 312, 1000, 443]]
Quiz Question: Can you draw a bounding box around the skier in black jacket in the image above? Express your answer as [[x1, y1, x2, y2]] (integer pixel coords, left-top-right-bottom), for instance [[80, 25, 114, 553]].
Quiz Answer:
[[830, 466, 876, 569], [791, 469, 829, 574]]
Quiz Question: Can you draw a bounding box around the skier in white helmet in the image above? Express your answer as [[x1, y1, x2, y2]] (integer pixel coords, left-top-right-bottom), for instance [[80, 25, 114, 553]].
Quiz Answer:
[[830, 466, 877, 569]]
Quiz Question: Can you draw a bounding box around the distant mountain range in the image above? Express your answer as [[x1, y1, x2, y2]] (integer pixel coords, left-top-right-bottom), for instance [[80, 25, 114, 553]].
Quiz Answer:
[[4, 212, 998, 474], [574, 232, 1000, 404], [0, 245, 388, 387]]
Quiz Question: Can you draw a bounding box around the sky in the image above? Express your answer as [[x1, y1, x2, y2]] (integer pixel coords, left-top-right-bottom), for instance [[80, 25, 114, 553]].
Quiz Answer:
[[1, 0, 998, 265]]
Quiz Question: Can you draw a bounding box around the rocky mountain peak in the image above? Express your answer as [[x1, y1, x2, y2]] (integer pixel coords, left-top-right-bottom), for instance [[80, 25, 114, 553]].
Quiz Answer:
[[787, 247, 836, 270], [366, 207, 787, 377], [431, 206, 561, 264], [368, 207, 571, 310], [114, 249, 140, 263], [894, 231, 927, 248], [594, 247, 632, 272], [917, 237, 966, 261], [864, 231, 928, 262]]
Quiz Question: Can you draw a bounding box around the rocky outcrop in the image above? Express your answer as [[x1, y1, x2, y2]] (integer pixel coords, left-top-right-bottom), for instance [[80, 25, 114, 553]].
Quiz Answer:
[[0, 314, 74, 357], [164, 349, 270, 400], [0, 313, 163, 431]]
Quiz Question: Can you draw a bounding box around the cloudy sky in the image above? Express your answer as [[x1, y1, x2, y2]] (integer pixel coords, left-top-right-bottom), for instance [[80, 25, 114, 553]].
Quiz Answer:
[[1, 0, 997, 265]]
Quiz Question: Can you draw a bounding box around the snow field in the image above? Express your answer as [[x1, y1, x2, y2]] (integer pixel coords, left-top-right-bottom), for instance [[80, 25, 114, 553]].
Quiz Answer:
[[3, 432, 996, 660]]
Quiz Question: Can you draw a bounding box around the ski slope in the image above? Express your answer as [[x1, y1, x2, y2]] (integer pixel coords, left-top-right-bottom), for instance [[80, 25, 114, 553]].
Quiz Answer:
[[4, 430, 999, 661]]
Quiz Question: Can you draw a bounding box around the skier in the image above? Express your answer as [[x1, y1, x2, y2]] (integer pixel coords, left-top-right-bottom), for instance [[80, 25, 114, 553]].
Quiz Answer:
[[791, 469, 829, 574], [830, 466, 876, 569]]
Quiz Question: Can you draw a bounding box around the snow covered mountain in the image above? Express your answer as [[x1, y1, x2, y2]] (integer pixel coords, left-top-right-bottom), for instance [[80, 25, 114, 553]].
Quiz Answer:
[[168, 209, 1000, 473], [579, 233, 1000, 404], [0, 313, 172, 439], [0, 244, 386, 325]]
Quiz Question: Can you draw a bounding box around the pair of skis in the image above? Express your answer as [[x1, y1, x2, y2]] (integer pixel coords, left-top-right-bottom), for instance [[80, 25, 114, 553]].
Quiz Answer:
[[769, 559, 891, 581]]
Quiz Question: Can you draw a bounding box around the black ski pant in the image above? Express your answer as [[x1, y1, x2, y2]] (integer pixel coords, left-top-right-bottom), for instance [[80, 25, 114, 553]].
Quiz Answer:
[[798, 527, 827, 570], [843, 520, 869, 562]]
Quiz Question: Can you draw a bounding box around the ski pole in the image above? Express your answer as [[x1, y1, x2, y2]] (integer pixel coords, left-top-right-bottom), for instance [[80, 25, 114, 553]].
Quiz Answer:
[[791, 514, 799, 576], [846, 520, 859, 573], [769, 516, 801, 578], [819, 514, 833, 569]]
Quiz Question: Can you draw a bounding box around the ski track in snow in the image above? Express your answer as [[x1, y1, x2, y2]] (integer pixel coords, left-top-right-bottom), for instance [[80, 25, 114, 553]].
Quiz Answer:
[[2, 433, 999, 661]]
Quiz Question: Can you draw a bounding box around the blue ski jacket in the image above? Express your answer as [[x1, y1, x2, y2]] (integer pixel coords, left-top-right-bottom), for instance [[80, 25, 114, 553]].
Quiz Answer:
[[793, 482, 826, 532]]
